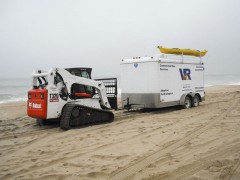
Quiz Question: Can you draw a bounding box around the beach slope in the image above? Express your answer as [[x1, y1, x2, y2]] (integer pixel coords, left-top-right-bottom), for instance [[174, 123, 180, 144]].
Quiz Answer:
[[0, 85, 240, 180]]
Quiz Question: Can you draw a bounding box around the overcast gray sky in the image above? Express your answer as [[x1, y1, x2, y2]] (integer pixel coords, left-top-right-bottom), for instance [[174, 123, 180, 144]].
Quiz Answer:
[[0, 0, 240, 78]]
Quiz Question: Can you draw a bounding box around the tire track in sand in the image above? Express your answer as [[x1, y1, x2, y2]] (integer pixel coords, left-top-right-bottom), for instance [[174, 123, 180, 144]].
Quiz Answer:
[[109, 98, 239, 180], [0, 127, 58, 141], [3, 118, 176, 179], [229, 157, 240, 180], [2, 106, 196, 179], [0, 111, 146, 158], [166, 139, 240, 180]]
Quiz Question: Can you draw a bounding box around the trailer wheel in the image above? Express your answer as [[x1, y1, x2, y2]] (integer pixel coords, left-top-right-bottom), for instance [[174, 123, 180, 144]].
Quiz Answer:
[[192, 95, 200, 107], [183, 96, 191, 109]]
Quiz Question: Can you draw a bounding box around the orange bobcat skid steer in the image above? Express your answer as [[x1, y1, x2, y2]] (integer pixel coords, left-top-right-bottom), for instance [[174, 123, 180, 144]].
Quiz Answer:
[[27, 67, 117, 129]]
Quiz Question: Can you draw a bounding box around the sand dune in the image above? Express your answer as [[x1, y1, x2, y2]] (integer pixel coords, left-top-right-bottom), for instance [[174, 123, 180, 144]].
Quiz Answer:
[[0, 85, 240, 180]]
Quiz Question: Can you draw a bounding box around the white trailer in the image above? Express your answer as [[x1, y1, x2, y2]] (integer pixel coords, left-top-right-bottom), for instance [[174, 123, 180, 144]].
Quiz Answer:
[[120, 54, 205, 110]]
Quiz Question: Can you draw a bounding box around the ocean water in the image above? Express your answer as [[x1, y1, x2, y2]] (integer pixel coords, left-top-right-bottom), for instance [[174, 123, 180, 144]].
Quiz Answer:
[[0, 74, 239, 104], [205, 74, 240, 87], [0, 78, 31, 104]]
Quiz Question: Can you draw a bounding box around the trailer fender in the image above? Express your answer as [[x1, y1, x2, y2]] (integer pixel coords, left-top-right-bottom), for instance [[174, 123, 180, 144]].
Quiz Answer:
[[180, 93, 196, 105]]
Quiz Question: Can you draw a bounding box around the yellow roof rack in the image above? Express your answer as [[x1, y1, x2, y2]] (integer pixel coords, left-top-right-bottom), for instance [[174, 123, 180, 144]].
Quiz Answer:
[[157, 46, 208, 57]]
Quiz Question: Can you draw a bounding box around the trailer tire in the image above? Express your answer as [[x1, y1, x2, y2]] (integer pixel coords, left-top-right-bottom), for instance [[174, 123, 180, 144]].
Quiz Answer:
[[183, 96, 191, 109], [192, 95, 200, 107]]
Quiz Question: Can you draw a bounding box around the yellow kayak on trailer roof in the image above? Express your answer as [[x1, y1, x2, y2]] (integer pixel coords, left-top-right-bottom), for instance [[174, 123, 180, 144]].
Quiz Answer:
[[157, 46, 208, 57]]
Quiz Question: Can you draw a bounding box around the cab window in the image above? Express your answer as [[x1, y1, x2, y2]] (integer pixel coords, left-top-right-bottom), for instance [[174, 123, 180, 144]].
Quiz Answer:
[[81, 71, 90, 79]]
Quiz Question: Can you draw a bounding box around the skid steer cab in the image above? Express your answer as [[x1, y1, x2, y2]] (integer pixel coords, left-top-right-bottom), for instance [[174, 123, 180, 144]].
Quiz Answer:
[[27, 67, 117, 129]]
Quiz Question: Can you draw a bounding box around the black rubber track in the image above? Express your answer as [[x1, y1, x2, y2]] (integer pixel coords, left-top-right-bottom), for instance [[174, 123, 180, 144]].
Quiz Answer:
[[60, 103, 114, 130]]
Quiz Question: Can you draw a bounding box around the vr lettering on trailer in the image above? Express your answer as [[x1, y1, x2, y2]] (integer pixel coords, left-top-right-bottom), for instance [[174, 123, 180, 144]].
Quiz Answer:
[[50, 93, 59, 102], [179, 68, 191, 80]]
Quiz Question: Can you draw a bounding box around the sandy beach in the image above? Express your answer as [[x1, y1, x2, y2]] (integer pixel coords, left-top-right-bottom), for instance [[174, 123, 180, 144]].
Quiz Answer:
[[0, 85, 240, 180]]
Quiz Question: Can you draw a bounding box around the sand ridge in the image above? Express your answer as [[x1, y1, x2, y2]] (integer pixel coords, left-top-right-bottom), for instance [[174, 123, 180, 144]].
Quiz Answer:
[[0, 85, 240, 180]]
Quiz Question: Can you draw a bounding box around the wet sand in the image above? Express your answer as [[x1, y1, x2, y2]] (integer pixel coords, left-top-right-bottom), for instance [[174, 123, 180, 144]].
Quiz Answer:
[[0, 85, 240, 180]]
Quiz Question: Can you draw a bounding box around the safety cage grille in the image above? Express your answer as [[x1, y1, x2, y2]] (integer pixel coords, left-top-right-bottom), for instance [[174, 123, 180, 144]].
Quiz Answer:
[[94, 78, 118, 110]]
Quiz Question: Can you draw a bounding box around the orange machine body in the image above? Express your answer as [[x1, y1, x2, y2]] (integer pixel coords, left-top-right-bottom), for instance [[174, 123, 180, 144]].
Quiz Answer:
[[27, 89, 48, 119]]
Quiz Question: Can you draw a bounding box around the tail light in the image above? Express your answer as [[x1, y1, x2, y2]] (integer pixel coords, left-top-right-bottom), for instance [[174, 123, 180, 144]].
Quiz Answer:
[[28, 93, 31, 99], [40, 93, 44, 99]]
